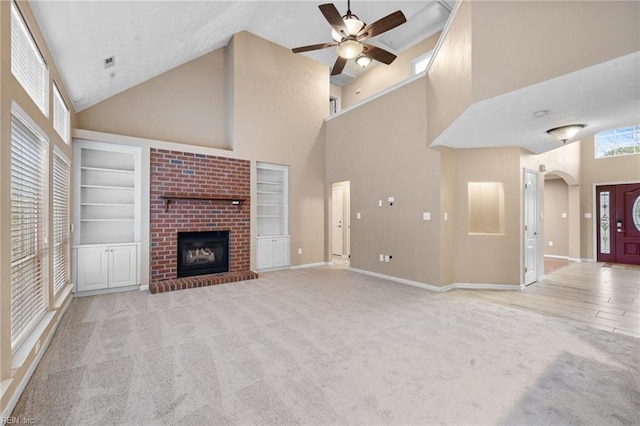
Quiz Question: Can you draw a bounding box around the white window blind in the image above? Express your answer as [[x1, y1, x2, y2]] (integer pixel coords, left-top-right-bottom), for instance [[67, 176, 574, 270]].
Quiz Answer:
[[53, 150, 70, 296], [53, 84, 70, 144], [11, 113, 49, 352], [11, 2, 49, 116]]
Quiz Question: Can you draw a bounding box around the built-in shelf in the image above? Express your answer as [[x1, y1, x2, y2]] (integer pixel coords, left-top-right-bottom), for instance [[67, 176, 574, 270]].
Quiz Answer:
[[160, 193, 247, 212]]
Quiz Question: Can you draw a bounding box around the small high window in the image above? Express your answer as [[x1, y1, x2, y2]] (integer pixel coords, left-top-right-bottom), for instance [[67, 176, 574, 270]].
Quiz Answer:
[[411, 50, 434, 75], [11, 1, 49, 116], [595, 125, 640, 158], [53, 83, 70, 143]]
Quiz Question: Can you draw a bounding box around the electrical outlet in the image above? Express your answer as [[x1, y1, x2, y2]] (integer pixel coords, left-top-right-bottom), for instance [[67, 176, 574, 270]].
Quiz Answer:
[[423, 212, 431, 221], [357, 212, 361, 219], [562, 212, 567, 218], [378, 200, 382, 207], [548, 241, 554, 247], [298, 248, 302, 255]]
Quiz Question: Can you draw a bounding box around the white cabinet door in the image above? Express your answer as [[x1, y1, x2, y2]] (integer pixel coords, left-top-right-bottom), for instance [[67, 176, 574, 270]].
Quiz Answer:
[[257, 238, 274, 270], [77, 246, 109, 292], [273, 237, 290, 268], [109, 245, 137, 288]]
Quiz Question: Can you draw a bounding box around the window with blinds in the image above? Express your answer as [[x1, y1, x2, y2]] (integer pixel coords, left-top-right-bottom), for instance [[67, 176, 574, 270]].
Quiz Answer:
[[11, 112, 49, 352], [53, 150, 70, 296], [11, 1, 49, 116], [53, 84, 70, 144]]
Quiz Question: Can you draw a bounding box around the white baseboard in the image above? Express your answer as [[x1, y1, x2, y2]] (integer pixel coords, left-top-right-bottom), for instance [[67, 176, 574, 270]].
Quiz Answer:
[[290, 262, 330, 270], [544, 254, 569, 260], [139, 284, 150, 292], [453, 283, 524, 290], [581, 258, 596, 263], [568, 257, 582, 263], [350, 268, 522, 292], [73, 285, 139, 297], [350, 268, 452, 292], [2, 294, 73, 419]]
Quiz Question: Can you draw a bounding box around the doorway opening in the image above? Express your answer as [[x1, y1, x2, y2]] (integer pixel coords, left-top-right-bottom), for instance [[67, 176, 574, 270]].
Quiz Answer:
[[331, 181, 350, 267], [523, 169, 539, 285]]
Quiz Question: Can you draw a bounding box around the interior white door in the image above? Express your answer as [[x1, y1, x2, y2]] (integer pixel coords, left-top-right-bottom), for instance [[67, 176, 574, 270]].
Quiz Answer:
[[524, 169, 538, 285], [345, 184, 351, 257], [332, 186, 344, 256]]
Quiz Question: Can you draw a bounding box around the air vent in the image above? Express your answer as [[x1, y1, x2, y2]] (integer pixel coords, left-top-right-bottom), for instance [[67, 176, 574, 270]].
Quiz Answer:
[[104, 56, 115, 69]]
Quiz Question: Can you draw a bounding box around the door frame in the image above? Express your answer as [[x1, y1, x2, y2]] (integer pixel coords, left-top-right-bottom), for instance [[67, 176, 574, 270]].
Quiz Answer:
[[523, 168, 539, 285], [593, 180, 640, 262]]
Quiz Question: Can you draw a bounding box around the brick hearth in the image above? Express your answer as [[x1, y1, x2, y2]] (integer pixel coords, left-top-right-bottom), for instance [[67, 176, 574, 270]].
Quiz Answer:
[[150, 149, 256, 292]]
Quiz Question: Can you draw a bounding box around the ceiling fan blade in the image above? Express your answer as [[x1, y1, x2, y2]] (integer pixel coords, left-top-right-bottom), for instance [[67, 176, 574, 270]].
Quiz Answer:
[[331, 56, 347, 76], [292, 42, 338, 54], [362, 44, 397, 65], [319, 3, 348, 37], [357, 10, 406, 40]]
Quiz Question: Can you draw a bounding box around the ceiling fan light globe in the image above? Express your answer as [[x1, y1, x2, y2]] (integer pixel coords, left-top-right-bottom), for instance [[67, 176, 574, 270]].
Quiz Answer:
[[336, 39, 363, 59], [331, 16, 365, 41], [356, 55, 372, 68]]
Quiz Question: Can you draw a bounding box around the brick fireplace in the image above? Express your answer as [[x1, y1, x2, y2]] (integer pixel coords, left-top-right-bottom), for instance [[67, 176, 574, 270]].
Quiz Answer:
[[149, 149, 257, 293]]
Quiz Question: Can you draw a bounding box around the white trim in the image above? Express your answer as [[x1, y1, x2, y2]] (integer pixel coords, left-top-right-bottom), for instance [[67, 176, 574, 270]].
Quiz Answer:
[[73, 129, 247, 161], [73, 284, 139, 298], [568, 257, 582, 263], [290, 262, 329, 270], [544, 254, 569, 260], [350, 268, 522, 292], [582, 258, 596, 263], [350, 268, 452, 292], [454, 283, 524, 291], [2, 293, 72, 420], [139, 284, 150, 292], [326, 72, 426, 120]]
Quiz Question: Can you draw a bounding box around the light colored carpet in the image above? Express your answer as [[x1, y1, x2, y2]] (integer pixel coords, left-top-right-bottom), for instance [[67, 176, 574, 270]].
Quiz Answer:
[[12, 267, 640, 425]]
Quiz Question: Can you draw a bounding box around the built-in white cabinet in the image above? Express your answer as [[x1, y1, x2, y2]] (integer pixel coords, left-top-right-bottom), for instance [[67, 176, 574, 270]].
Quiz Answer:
[[257, 163, 290, 270], [257, 236, 290, 270], [76, 244, 138, 292], [73, 140, 141, 292]]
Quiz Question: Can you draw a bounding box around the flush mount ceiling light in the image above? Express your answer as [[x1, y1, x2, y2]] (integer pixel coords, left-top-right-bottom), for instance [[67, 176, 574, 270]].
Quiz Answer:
[[546, 124, 586, 144], [355, 55, 372, 68]]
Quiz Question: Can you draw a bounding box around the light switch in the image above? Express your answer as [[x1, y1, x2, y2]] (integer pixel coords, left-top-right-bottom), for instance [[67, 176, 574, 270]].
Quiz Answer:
[[444, 212, 448, 221], [388, 196, 394, 206], [585, 213, 592, 219], [357, 212, 361, 219], [379, 254, 384, 262], [562, 212, 567, 218], [423, 212, 431, 221], [548, 241, 554, 247], [384, 255, 390, 262]]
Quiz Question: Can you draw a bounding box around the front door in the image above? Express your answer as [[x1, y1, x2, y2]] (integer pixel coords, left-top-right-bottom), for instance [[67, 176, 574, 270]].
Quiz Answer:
[[598, 183, 640, 264], [524, 169, 538, 285]]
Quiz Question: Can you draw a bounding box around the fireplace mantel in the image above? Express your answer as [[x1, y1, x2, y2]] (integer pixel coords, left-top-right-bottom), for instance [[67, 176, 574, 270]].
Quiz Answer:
[[160, 193, 246, 212]]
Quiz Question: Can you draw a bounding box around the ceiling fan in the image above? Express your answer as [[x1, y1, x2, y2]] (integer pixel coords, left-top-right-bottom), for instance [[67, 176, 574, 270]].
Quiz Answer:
[[292, 1, 407, 76]]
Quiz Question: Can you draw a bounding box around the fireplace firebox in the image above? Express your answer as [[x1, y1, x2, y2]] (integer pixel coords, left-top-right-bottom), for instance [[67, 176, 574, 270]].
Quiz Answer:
[[177, 231, 229, 278]]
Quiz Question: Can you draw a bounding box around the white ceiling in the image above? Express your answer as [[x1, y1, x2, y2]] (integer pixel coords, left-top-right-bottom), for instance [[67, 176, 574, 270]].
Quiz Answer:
[[430, 52, 640, 154], [29, 0, 453, 112]]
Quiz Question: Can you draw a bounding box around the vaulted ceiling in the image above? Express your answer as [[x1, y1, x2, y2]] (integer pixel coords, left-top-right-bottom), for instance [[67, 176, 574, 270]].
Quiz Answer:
[[30, 1, 453, 112]]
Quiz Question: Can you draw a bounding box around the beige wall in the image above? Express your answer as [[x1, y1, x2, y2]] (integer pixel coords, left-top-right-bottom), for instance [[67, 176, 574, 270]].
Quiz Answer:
[[1, 0, 76, 415], [427, 0, 639, 145], [579, 136, 640, 260], [76, 31, 329, 270], [426, 1, 472, 146], [544, 178, 570, 257], [78, 50, 228, 149], [453, 147, 522, 285], [326, 78, 445, 286], [471, 1, 640, 103], [228, 31, 328, 267], [341, 32, 441, 109]]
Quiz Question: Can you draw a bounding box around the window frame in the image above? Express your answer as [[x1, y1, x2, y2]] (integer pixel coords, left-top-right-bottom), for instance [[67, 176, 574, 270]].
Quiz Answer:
[[11, 1, 49, 117], [53, 83, 71, 144], [594, 125, 640, 159], [53, 147, 71, 297], [10, 103, 50, 353]]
